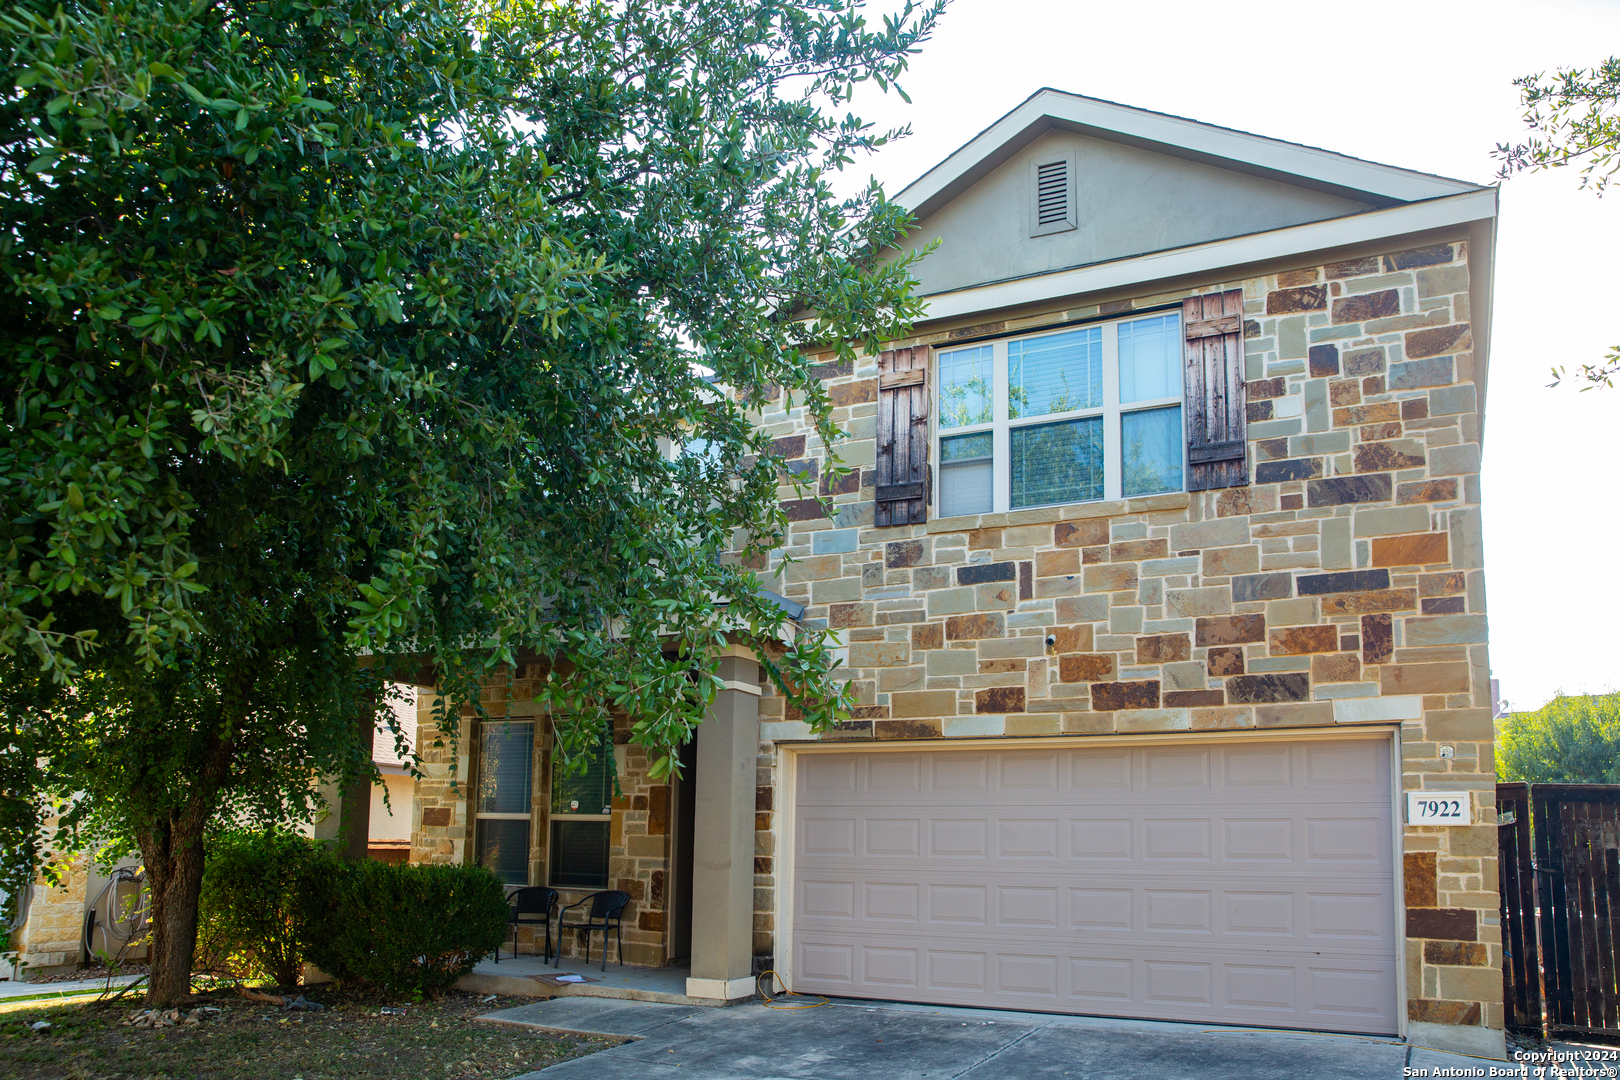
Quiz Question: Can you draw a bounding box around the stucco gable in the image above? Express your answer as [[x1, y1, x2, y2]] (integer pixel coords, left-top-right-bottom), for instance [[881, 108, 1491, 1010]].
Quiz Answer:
[[898, 127, 1386, 297], [891, 89, 1487, 299]]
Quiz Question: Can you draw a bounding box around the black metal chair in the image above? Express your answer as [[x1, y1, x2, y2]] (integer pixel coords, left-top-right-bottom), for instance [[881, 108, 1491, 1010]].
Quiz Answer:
[[496, 886, 558, 964], [555, 890, 631, 971]]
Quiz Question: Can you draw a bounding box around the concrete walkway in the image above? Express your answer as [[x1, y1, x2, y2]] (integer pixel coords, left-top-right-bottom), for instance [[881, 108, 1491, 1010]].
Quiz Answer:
[[0, 974, 142, 1001], [487, 995, 1502, 1079]]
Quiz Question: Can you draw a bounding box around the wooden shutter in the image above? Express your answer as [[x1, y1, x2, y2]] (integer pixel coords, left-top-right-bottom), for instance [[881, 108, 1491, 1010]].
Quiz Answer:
[[875, 346, 929, 527], [1182, 290, 1248, 492]]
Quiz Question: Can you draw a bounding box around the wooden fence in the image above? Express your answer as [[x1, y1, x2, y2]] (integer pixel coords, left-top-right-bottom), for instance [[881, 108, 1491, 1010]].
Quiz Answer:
[[1498, 782, 1620, 1036], [1497, 782, 1540, 1031]]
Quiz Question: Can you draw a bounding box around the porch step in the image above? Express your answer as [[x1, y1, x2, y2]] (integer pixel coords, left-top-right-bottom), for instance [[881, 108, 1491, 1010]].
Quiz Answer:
[[474, 997, 703, 1039], [454, 957, 734, 1008], [454, 971, 717, 1006]]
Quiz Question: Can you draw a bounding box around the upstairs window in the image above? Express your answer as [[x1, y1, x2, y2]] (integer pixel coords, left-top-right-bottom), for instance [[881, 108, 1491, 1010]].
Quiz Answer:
[[935, 312, 1184, 516]]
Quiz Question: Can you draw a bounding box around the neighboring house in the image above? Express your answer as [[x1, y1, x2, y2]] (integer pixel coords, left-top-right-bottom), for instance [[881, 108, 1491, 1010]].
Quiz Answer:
[[310, 686, 419, 857], [5, 852, 146, 979], [5, 856, 96, 978], [365, 686, 418, 863], [410, 89, 1500, 1058]]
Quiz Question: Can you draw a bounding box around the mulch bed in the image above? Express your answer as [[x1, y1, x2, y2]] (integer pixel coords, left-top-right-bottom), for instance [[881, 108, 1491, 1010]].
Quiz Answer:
[[0, 985, 610, 1080]]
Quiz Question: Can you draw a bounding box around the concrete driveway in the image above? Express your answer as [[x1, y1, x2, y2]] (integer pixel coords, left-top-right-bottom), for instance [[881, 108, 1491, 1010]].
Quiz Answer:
[[485, 996, 1493, 1080]]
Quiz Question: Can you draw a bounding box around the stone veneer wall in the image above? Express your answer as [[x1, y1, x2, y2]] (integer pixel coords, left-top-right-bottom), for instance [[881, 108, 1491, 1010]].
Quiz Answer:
[[10, 854, 90, 975], [411, 686, 471, 869], [410, 666, 672, 967], [745, 240, 1499, 1041]]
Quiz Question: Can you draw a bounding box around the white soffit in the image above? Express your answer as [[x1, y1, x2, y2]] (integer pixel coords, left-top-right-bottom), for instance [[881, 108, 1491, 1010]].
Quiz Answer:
[[915, 187, 1498, 323], [894, 89, 1486, 220]]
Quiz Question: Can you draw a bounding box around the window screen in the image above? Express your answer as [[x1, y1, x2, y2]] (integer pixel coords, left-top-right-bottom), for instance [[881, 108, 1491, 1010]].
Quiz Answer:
[[938, 346, 993, 430], [1118, 314, 1181, 403], [550, 735, 613, 816], [1011, 417, 1103, 508], [1008, 327, 1102, 418], [476, 819, 531, 886], [939, 432, 994, 518], [478, 723, 533, 814], [549, 821, 610, 889], [1122, 406, 1184, 497]]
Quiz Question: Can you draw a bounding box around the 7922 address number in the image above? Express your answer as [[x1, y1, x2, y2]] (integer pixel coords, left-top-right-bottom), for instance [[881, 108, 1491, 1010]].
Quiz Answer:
[[1406, 791, 1473, 826]]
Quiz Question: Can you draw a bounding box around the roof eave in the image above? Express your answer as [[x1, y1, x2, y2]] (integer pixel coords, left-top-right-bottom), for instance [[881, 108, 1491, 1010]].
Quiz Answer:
[[893, 88, 1486, 221]]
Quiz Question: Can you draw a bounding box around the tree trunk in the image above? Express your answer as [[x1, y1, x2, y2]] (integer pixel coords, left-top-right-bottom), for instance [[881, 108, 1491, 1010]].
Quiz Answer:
[[138, 815, 208, 1006], [137, 709, 233, 1007], [339, 771, 371, 863]]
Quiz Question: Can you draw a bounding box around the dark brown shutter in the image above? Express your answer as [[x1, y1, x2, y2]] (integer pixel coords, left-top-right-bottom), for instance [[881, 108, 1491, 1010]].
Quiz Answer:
[[874, 346, 929, 527], [1182, 290, 1248, 492]]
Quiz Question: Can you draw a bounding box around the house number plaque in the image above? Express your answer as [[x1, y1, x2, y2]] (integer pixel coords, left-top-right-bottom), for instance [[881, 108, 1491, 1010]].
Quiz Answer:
[[1407, 791, 1472, 826]]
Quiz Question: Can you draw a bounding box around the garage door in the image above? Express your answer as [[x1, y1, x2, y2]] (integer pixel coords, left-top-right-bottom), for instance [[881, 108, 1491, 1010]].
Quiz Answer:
[[788, 738, 1398, 1034]]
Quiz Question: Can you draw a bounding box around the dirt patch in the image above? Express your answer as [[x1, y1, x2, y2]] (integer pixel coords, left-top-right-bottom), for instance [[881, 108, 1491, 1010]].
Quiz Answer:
[[0, 986, 611, 1079]]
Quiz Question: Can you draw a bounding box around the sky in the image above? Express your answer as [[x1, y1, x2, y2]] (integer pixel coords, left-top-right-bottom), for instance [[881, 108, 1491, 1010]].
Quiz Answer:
[[840, 0, 1620, 713]]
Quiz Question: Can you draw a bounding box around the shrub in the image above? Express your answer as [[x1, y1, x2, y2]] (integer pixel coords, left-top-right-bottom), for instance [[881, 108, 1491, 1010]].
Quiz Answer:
[[198, 832, 326, 989], [297, 861, 509, 997], [1498, 691, 1620, 783]]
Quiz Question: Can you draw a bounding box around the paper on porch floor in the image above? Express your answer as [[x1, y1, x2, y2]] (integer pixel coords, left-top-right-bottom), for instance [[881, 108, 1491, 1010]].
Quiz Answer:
[[533, 971, 599, 985]]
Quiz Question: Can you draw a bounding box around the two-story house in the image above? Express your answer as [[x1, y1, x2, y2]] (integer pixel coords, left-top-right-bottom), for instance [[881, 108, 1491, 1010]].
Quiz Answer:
[[410, 88, 1501, 1059]]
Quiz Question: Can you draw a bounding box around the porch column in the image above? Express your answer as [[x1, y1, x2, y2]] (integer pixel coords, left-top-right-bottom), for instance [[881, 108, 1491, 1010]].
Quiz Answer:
[[686, 650, 760, 1002]]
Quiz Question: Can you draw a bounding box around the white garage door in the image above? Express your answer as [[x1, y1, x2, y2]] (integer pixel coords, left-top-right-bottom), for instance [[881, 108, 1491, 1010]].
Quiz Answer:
[[788, 737, 1399, 1034]]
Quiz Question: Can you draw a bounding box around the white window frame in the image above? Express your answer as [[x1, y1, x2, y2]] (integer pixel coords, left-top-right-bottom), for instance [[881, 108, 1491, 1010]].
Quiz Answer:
[[547, 731, 614, 890], [931, 311, 1186, 515]]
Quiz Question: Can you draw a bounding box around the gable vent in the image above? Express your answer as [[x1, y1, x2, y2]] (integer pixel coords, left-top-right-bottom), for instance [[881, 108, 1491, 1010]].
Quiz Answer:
[[1028, 151, 1077, 237], [1035, 160, 1069, 226]]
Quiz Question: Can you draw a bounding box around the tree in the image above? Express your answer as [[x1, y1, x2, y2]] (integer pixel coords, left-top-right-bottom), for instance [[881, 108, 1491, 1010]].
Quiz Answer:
[[1496, 692, 1620, 784], [1, 0, 940, 1003], [1495, 56, 1620, 388]]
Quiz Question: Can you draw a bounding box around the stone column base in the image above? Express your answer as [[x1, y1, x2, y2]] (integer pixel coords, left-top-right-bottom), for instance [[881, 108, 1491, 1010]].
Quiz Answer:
[[685, 975, 756, 1002], [1408, 1021, 1506, 1060]]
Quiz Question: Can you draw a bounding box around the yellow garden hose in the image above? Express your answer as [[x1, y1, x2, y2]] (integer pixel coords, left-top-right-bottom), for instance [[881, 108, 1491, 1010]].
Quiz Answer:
[[757, 970, 828, 1010]]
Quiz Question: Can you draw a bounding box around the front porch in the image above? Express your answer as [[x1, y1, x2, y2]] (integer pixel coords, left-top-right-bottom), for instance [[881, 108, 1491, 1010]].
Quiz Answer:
[[418, 647, 769, 1006]]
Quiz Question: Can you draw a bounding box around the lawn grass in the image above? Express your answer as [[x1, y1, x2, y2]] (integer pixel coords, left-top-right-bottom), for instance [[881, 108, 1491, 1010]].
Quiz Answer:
[[0, 986, 610, 1080]]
